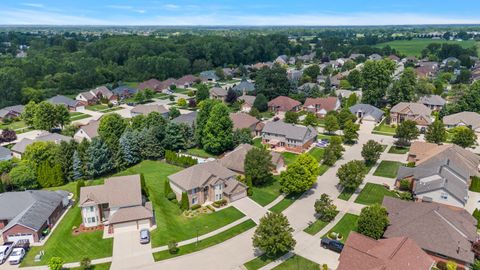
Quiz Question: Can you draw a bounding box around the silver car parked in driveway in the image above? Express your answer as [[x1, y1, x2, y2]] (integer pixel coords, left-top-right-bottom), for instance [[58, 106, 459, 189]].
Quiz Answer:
[[140, 229, 150, 244]]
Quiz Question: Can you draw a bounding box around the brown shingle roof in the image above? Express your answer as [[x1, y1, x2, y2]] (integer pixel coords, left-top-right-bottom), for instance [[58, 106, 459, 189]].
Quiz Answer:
[[229, 112, 259, 130], [138, 79, 162, 91], [338, 232, 434, 270], [218, 144, 282, 174], [303, 97, 338, 111], [390, 102, 432, 116], [78, 119, 100, 139], [79, 175, 142, 208], [168, 161, 237, 191], [267, 96, 301, 112], [108, 205, 153, 224], [382, 197, 477, 264], [131, 104, 168, 115]]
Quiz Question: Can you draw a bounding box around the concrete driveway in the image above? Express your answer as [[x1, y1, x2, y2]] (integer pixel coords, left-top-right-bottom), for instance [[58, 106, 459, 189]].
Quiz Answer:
[[230, 197, 268, 223], [110, 224, 154, 270]]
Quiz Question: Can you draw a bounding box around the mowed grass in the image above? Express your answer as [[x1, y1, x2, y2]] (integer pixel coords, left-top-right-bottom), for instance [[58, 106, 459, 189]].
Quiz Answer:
[[70, 262, 111, 270], [86, 104, 109, 111], [354, 183, 399, 205], [22, 181, 112, 266], [268, 193, 301, 213], [304, 211, 339, 235], [69, 112, 91, 121], [388, 146, 410, 154], [253, 137, 263, 148], [244, 253, 287, 270], [250, 176, 282, 207], [272, 255, 319, 270], [308, 147, 324, 162], [375, 38, 479, 57], [322, 213, 359, 243], [0, 120, 28, 131], [115, 161, 245, 247], [338, 188, 355, 201], [281, 152, 298, 166], [184, 147, 218, 158], [153, 219, 256, 261], [373, 160, 404, 178], [372, 120, 396, 135]]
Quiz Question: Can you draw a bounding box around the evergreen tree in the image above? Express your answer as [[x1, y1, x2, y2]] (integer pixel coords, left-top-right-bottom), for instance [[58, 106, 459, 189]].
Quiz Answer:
[[202, 103, 234, 154], [425, 119, 447, 144], [86, 138, 113, 178], [163, 122, 187, 151], [56, 140, 77, 182], [253, 93, 268, 112], [72, 150, 83, 180], [164, 180, 173, 198], [119, 128, 142, 166], [142, 126, 165, 159], [225, 88, 238, 104], [180, 192, 189, 210]]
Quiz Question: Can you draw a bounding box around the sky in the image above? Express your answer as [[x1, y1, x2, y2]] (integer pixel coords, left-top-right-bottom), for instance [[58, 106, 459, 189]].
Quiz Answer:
[[0, 0, 479, 26]]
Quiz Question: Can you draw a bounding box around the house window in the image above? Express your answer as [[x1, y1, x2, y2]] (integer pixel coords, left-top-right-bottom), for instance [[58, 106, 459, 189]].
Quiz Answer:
[[215, 193, 223, 201], [89, 206, 95, 212], [441, 192, 448, 200], [192, 196, 198, 205]]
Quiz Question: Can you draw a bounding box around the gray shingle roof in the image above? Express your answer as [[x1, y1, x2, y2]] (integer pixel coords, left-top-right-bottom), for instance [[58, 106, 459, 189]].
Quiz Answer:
[[0, 146, 12, 160], [79, 175, 142, 208], [0, 105, 24, 118], [131, 104, 168, 115], [419, 95, 446, 106], [47, 95, 79, 108], [232, 79, 255, 93], [349, 104, 384, 122], [200, 70, 219, 81], [210, 87, 227, 97], [218, 144, 282, 174], [0, 190, 68, 232], [12, 132, 73, 154], [168, 161, 237, 191], [443, 112, 480, 130], [172, 111, 197, 126], [262, 121, 317, 142]]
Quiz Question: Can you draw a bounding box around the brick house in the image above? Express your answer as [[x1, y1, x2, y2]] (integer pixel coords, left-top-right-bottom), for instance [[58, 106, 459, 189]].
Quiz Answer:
[[389, 102, 433, 128], [303, 97, 340, 118], [261, 121, 317, 153], [268, 96, 301, 114]]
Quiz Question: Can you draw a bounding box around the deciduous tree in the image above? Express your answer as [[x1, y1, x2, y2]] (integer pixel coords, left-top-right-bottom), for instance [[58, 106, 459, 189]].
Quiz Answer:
[[357, 204, 389, 240], [425, 119, 446, 144], [361, 140, 383, 166], [337, 160, 366, 191], [245, 147, 274, 186], [252, 212, 296, 256]]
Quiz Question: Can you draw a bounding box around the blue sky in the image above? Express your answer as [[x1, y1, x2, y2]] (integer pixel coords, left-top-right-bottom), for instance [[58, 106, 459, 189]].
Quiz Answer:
[[0, 0, 479, 25]]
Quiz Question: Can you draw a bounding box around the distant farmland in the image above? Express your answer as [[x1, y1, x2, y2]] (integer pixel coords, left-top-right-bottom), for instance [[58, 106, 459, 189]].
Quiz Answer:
[[375, 39, 479, 57]]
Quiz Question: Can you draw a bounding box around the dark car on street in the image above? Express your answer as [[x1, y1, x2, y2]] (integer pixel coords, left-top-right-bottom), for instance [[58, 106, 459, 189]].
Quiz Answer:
[[320, 238, 344, 253]]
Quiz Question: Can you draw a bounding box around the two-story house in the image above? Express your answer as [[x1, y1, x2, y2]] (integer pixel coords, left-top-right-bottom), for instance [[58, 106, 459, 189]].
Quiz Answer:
[[303, 97, 340, 118], [389, 102, 433, 128], [209, 87, 228, 102], [418, 95, 446, 111], [261, 121, 317, 153], [268, 96, 301, 114]]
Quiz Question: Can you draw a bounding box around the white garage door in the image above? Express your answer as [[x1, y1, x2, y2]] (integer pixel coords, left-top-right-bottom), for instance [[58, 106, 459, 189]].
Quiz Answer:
[[230, 191, 247, 202], [137, 219, 150, 230], [7, 234, 34, 243], [113, 221, 138, 233]]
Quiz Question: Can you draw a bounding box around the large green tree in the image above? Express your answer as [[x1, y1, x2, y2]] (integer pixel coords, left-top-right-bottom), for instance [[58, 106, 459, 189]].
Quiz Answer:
[[314, 193, 337, 222], [388, 67, 417, 104], [361, 59, 395, 106], [279, 153, 319, 194], [98, 113, 127, 152], [245, 147, 274, 186], [9, 161, 38, 190], [425, 119, 446, 144], [395, 120, 419, 147], [255, 64, 290, 100], [195, 99, 220, 146], [324, 115, 339, 134], [119, 128, 143, 166], [86, 138, 113, 178], [202, 103, 234, 154], [361, 140, 383, 166], [451, 126, 477, 148], [343, 120, 359, 144], [337, 160, 366, 191], [252, 212, 296, 256], [357, 204, 389, 240]]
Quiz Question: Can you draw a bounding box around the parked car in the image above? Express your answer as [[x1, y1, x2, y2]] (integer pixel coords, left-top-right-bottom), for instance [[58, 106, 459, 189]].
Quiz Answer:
[[140, 229, 150, 244], [0, 242, 14, 264], [320, 238, 344, 253], [14, 240, 30, 251], [8, 248, 25, 265]]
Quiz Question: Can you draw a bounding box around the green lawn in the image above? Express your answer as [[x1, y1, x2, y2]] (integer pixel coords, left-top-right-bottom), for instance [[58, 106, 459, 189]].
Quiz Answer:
[[244, 253, 287, 270], [250, 176, 282, 207], [269, 193, 301, 213], [338, 188, 355, 201], [272, 255, 319, 270], [184, 147, 218, 158], [124, 81, 140, 88], [373, 160, 403, 178], [317, 133, 338, 141], [388, 146, 410, 154], [470, 177, 480, 192], [375, 38, 479, 57], [318, 164, 329, 176], [308, 147, 324, 162], [86, 104, 109, 111], [322, 213, 359, 243], [372, 120, 396, 135], [70, 262, 111, 270], [69, 112, 91, 121], [22, 180, 113, 266], [304, 211, 339, 235], [101, 107, 123, 113], [354, 183, 399, 205], [115, 161, 245, 247], [282, 152, 298, 166], [253, 138, 263, 148], [153, 219, 256, 261], [259, 111, 275, 119], [0, 120, 28, 131]]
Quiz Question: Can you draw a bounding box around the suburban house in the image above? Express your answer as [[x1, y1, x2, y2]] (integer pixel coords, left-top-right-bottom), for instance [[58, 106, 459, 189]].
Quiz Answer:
[[268, 96, 301, 114], [175, 75, 198, 88], [229, 112, 263, 136], [168, 161, 247, 205], [415, 62, 439, 79], [349, 104, 384, 122], [397, 142, 480, 207], [274, 55, 288, 65], [137, 79, 162, 92], [419, 95, 446, 111], [0, 105, 24, 121], [209, 87, 228, 102], [47, 95, 84, 111], [237, 93, 256, 112], [218, 144, 284, 174], [0, 190, 70, 243], [0, 146, 12, 161], [335, 89, 362, 100], [232, 79, 255, 93], [74, 119, 100, 142], [79, 175, 153, 231], [112, 86, 138, 99], [337, 232, 434, 270], [130, 104, 169, 118], [389, 102, 433, 127], [172, 111, 197, 127], [387, 54, 401, 62], [76, 86, 116, 105], [383, 197, 478, 267], [368, 53, 382, 61], [443, 111, 480, 133], [200, 70, 219, 82], [11, 132, 73, 158], [303, 97, 340, 118], [287, 70, 302, 81], [261, 121, 317, 153]]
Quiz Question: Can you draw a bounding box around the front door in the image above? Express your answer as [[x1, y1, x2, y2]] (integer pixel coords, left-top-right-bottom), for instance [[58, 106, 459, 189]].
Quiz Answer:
[[204, 186, 209, 202]]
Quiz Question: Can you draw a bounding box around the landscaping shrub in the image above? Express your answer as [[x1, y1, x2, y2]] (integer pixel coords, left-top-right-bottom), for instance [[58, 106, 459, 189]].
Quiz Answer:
[[190, 204, 201, 210], [436, 261, 447, 270], [80, 257, 91, 270], [212, 199, 227, 208], [168, 240, 179, 254], [206, 205, 215, 212], [399, 179, 411, 191], [140, 173, 149, 197], [473, 209, 480, 229], [180, 192, 189, 210], [165, 150, 198, 167], [164, 180, 173, 198], [470, 176, 480, 192], [406, 161, 415, 167], [167, 192, 176, 201], [76, 180, 85, 204]]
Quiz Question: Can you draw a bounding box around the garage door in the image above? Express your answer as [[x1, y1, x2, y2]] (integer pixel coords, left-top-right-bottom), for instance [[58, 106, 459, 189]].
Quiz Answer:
[[137, 219, 150, 230], [8, 234, 34, 243], [230, 191, 247, 202], [113, 221, 138, 233]]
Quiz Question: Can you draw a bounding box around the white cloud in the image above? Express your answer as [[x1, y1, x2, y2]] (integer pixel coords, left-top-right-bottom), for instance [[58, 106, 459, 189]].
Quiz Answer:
[[21, 3, 44, 8], [163, 4, 180, 10], [106, 5, 146, 14]]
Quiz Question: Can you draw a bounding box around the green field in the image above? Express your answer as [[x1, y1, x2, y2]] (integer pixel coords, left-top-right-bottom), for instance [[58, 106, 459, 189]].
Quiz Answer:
[[373, 160, 403, 178], [354, 183, 399, 205], [375, 39, 479, 57], [272, 255, 319, 270], [0, 120, 28, 131], [322, 213, 359, 243], [250, 176, 282, 207]]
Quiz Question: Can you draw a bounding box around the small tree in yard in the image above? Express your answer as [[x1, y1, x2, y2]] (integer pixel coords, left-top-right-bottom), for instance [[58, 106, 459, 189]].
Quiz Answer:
[[245, 147, 274, 186], [279, 153, 319, 194], [395, 120, 419, 147], [357, 204, 389, 240], [80, 257, 91, 270], [48, 257, 64, 270], [361, 140, 383, 166], [314, 194, 337, 222], [343, 120, 359, 144], [164, 180, 173, 198], [451, 126, 477, 148], [284, 111, 299, 124], [425, 119, 446, 144], [322, 137, 344, 166], [337, 160, 366, 191], [180, 192, 189, 210], [324, 115, 339, 134], [252, 212, 296, 257], [168, 240, 179, 254]]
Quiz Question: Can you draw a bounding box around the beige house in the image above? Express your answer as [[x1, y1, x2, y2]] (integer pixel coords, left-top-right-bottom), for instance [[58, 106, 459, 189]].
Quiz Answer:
[[443, 112, 480, 133], [168, 161, 247, 205], [79, 175, 153, 232], [209, 87, 228, 102], [74, 119, 100, 142], [219, 144, 284, 174], [390, 102, 433, 127]]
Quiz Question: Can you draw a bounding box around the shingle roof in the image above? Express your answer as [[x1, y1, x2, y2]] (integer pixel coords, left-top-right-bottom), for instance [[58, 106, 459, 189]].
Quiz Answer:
[[267, 96, 301, 112], [218, 144, 282, 174], [390, 102, 432, 116], [262, 121, 317, 142], [0, 146, 12, 159], [383, 197, 477, 264], [0, 190, 68, 232], [131, 104, 168, 115], [138, 79, 162, 91], [108, 205, 153, 224], [168, 161, 237, 191], [79, 175, 142, 208], [303, 97, 339, 112], [210, 87, 227, 97], [47, 95, 79, 108], [419, 95, 446, 106], [172, 111, 197, 126], [200, 70, 219, 81], [0, 105, 24, 118], [78, 91, 96, 101], [229, 112, 259, 130], [91, 86, 114, 99], [349, 104, 384, 121], [77, 119, 100, 139], [232, 79, 255, 93], [112, 86, 138, 96], [443, 112, 480, 130], [338, 232, 434, 270], [12, 132, 73, 154], [238, 94, 256, 106]]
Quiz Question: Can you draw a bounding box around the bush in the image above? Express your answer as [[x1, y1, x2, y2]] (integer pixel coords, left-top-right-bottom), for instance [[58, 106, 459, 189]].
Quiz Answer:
[[171, 199, 178, 204], [165, 150, 198, 167], [169, 95, 175, 101], [322, 264, 328, 270], [406, 161, 415, 167], [80, 257, 91, 270], [180, 192, 189, 210], [168, 240, 179, 254], [167, 192, 176, 201], [108, 103, 113, 108], [164, 180, 173, 198], [399, 179, 410, 191], [191, 204, 201, 210], [212, 199, 227, 208], [436, 261, 446, 270]]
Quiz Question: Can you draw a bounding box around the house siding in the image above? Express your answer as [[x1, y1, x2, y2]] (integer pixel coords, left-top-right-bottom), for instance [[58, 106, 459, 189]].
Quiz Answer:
[[2, 224, 41, 243]]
